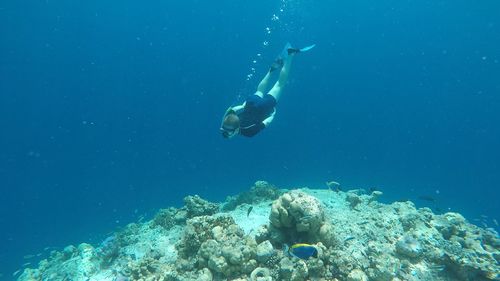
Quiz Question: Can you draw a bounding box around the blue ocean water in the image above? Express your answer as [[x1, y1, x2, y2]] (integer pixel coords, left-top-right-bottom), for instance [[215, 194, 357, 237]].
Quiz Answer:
[[0, 0, 499, 278]]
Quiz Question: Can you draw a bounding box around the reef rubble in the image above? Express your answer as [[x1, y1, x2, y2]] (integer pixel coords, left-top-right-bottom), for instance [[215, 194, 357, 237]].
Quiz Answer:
[[18, 181, 499, 281]]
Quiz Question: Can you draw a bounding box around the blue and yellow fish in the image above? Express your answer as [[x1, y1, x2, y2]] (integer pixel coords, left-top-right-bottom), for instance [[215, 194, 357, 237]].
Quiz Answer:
[[285, 243, 318, 260]]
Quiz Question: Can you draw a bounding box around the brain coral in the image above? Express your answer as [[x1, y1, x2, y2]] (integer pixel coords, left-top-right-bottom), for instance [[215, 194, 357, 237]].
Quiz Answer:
[[270, 191, 332, 244]]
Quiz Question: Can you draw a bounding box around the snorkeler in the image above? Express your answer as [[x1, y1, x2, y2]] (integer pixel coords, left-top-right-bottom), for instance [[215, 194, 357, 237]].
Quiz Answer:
[[220, 42, 315, 138]]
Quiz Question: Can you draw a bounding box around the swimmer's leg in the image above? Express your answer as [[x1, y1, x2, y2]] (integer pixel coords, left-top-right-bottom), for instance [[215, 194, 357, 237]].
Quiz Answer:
[[267, 54, 294, 102], [256, 71, 272, 96]]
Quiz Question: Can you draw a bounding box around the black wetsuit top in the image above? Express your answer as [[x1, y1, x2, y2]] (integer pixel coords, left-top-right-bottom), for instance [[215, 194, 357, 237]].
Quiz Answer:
[[238, 94, 277, 137]]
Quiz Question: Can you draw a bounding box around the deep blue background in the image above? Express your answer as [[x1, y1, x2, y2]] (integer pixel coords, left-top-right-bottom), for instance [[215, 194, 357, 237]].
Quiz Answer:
[[1, 0, 499, 278]]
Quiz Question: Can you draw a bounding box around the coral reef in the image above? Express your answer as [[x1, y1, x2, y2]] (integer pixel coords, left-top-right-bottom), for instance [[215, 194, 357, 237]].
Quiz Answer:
[[152, 195, 219, 230], [250, 267, 271, 281], [18, 243, 99, 280], [255, 240, 275, 264], [269, 191, 335, 246], [395, 235, 424, 259], [222, 181, 282, 211], [172, 213, 261, 280], [152, 207, 181, 229], [17, 182, 499, 281], [183, 195, 219, 217]]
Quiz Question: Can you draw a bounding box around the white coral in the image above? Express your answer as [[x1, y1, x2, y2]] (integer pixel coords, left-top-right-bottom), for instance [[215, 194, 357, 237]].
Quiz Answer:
[[270, 191, 325, 235], [395, 235, 423, 258], [250, 267, 272, 281]]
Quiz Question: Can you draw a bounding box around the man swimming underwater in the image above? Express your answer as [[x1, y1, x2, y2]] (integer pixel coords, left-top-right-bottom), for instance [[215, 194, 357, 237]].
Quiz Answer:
[[220, 42, 315, 138]]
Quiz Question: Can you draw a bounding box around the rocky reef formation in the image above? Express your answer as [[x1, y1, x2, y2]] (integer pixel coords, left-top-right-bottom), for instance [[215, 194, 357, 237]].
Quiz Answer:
[[267, 191, 336, 247], [18, 181, 499, 281], [222, 181, 282, 211], [153, 195, 220, 230]]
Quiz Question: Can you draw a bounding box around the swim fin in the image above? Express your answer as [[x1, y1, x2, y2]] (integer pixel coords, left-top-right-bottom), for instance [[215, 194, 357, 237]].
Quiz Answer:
[[299, 44, 316, 52], [269, 59, 284, 72], [288, 43, 316, 55], [269, 43, 316, 72], [269, 42, 292, 72]]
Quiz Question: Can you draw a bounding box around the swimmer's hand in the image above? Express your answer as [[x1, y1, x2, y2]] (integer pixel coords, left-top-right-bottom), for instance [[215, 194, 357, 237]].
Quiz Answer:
[[225, 107, 235, 115]]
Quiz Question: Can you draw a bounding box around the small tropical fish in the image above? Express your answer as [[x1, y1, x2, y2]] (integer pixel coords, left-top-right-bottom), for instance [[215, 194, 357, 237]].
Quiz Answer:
[[12, 269, 21, 277], [344, 236, 355, 242], [326, 181, 341, 191], [247, 206, 253, 217], [286, 243, 318, 260], [418, 195, 435, 202], [23, 254, 35, 259], [22, 262, 31, 267], [493, 219, 499, 227]]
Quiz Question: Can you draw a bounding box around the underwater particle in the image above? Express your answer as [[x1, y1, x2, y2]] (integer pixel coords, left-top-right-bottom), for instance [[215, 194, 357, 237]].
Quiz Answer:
[[263, 41, 269, 46], [265, 27, 271, 34], [271, 14, 279, 21], [252, 60, 257, 63]]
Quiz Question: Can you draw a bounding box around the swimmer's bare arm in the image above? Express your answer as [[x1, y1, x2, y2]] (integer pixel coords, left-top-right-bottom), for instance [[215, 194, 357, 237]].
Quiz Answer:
[[262, 108, 276, 127], [231, 102, 246, 114]]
